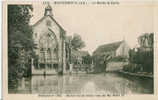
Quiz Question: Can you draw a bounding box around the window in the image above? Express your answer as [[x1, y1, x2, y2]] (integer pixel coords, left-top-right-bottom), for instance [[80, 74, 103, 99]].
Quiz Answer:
[[46, 20, 51, 26]]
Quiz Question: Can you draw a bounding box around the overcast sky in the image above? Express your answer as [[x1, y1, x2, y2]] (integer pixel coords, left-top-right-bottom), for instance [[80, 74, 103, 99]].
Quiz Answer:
[[30, 2, 153, 54]]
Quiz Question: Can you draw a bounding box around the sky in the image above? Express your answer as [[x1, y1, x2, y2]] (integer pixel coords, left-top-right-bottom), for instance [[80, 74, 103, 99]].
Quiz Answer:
[[30, 2, 153, 54]]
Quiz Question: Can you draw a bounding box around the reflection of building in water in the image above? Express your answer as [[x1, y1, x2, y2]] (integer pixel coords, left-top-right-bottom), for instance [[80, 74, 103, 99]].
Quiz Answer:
[[16, 78, 32, 94], [31, 76, 62, 94], [32, 4, 67, 74], [31, 75, 89, 94]]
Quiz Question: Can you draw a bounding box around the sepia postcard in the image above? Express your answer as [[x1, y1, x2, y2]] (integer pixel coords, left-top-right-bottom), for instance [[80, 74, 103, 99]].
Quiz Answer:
[[2, 0, 158, 100]]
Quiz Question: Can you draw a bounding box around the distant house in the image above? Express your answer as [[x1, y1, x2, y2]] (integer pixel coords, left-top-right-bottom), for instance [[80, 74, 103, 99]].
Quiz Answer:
[[93, 40, 130, 72]]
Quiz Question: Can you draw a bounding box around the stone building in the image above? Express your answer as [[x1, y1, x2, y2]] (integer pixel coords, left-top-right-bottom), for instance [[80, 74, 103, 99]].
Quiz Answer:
[[93, 40, 130, 72], [93, 40, 130, 58], [32, 4, 67, 74]]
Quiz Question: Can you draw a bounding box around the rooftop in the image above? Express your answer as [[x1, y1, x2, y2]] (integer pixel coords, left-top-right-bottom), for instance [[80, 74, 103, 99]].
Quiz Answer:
[[93, 41, 124, 56]]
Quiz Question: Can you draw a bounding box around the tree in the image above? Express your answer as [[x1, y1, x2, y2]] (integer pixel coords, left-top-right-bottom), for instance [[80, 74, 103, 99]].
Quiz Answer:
[[138, 33, 154, 48], [82, 54, 92, 64], [8, 5, 34, 86], [65, 34, 85, 65], [71, 33, 85, 50], [128, 33, 154, 73]]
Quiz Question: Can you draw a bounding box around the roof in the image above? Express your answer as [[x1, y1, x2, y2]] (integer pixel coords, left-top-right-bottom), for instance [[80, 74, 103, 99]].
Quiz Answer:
[[93, 41, 123, 56], [32, 15, 65, 31], [72, 50, 90, 57]]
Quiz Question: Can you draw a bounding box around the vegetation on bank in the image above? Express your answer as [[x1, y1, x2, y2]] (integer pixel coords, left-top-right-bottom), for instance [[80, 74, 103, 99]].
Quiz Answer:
[[8, 5, 34, 87], [123, 33, 153, 74]]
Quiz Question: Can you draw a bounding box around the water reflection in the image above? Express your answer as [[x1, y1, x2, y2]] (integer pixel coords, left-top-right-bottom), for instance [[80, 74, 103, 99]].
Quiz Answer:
[[9, 73, 153, 95]]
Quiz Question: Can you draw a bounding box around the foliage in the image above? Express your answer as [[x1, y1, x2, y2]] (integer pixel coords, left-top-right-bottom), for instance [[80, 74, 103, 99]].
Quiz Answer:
[[138, 33, 153, 48], [71, 33, 85, 50], [128, 48, 153, 73], [65, 34, 86, 65], [82, 54, 92, 64], [126, 33, 154, 73], [8, 5, 34, 86], [8, 5, 34, 51]]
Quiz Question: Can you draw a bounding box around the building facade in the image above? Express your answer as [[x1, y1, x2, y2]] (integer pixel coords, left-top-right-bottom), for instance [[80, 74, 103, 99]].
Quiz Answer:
[[32, 5, 67, 74], [93, 40, 130, 72], [93, 40, 130, 58]]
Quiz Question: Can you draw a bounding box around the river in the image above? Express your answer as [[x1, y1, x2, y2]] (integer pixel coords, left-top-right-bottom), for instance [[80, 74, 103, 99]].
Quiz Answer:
[[8, 73, 153, 95]]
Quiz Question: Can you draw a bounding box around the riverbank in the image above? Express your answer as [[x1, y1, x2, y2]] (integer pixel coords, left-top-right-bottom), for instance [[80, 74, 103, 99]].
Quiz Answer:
[[118, 70, 153, 79]]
